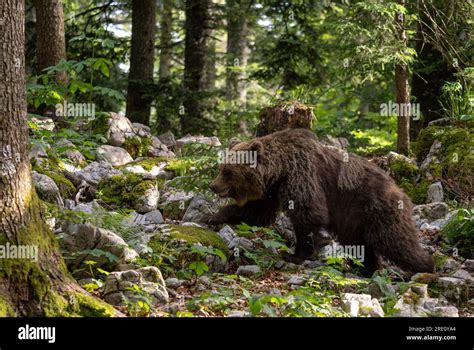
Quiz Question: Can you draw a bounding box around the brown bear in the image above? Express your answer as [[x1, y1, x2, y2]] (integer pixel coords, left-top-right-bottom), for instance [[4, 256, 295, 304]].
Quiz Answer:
[[208, 128, 434, 276]]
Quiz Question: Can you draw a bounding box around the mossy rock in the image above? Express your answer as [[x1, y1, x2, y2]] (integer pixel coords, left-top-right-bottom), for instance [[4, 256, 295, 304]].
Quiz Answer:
[[97, 173, 159, 209], [398, 179, 429, 204], [123, 136, 152, 159], [414, 126, 446, 161], [389, 159, 419, 182], [145, 224, 229, 273], [39, 289, 117, 317], [32, 155, 64, 174], [90, 113, 111, 135], [414, 125, 473, 203], [387, 155, 427, 204], [165, 224, 228, 253], [161, 199, 190, 220], [159, 192, 194, 220], [415, 125, 473, 164], [43, 171, 76, 199], [433, 251, 449, 270]]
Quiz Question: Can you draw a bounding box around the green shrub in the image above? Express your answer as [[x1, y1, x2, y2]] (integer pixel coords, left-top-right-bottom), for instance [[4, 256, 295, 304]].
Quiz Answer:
[[441, 208, 474, 258]]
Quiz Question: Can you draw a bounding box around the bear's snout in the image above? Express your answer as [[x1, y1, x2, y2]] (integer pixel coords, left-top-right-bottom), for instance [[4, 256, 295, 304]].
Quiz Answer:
[[209, 179, 229, 197]]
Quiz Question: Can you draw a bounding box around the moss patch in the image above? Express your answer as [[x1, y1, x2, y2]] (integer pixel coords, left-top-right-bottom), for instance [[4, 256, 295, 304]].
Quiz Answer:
[[388, 156, 427, 204], [123, 137, 152, 159], [160, 195, 193, 220], [412, 125, 474, 203], [44, 171, 76, 199], [166, 224, 228, 253], [145, 224, 229, 275], [389, 159, 419, 183], [0, 294, 16, 316], [440, 130, 474, 202], [32, 155, 64, 174], [398, 179, 429, 204], [0, 190, 116, 317], [97, 173, 158, 209]]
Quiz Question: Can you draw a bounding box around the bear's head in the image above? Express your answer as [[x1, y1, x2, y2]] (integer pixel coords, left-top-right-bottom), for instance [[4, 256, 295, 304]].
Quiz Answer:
[[210, 139, 266, 206]]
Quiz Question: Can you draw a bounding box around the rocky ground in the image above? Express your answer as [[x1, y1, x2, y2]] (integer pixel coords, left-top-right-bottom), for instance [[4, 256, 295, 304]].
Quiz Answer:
[[29, 113, 474, 317]]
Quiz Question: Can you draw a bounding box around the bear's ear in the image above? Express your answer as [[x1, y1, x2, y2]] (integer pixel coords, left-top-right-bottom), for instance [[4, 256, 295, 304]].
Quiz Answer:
[[228, 137, 241, 149]]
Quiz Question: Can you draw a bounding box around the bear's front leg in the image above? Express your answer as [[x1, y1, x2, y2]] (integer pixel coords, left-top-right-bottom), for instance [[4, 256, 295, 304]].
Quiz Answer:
[[281, 222, 319, 264], [206, 198, 279, 227], [206, 205, 241, 225]]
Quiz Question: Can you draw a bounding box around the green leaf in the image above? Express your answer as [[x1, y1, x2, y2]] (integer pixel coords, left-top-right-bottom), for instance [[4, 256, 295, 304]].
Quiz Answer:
[[262, 240, 286, 249], [248, 296, 263, 316], [189, 261, 209, 276], [100, 64, 110, 78], [96, 268, 110, 276], [213, 248, 227, 263]]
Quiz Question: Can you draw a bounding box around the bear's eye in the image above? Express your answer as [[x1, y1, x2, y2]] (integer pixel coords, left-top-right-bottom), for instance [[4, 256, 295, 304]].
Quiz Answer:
[[223, 169, 232, 178]]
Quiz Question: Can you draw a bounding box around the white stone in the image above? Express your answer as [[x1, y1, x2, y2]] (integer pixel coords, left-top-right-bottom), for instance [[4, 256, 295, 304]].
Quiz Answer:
[[96, 145, 133, 166]]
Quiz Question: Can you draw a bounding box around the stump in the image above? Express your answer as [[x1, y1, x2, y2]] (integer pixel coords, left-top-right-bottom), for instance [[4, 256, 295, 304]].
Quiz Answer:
[[255, 100, 315, 136]]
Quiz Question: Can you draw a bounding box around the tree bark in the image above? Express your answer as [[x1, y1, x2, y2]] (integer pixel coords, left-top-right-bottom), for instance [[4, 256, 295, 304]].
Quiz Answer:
[[159, 0, 173, 81], [126, 0, 157, 126], [225, 0, 250, 104], [182, 0, 212, 135], [0, 0, 115, 316], [203, 36, 217, 90], [34, 0, 67, 83], [395, 2, 410, 156], [256, 101, 314, 137]]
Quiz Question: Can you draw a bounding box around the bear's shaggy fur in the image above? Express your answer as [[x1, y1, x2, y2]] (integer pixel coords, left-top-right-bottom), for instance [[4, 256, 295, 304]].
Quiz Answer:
[[209, 128, 434, 275]]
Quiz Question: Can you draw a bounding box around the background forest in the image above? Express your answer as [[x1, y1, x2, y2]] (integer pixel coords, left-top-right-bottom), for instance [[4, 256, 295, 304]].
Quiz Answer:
[[0, 0, 473, 318]]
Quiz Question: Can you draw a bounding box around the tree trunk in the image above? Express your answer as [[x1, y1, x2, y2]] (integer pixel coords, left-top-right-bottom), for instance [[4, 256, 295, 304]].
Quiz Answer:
[[126, 0, 157, 126], [34, 0, 67, 83], [0, 0, 115, 317], [159, 0, 173, 81], [225, 0, 250, 104], [203, 36, 217, 90], [256, 101, 314, 137], [182, 0, 211, 135], [395, 2, 410, 156]]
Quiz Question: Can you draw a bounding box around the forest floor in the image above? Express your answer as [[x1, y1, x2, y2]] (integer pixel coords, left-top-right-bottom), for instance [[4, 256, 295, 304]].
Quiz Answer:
[[28, 113, 474, 317]]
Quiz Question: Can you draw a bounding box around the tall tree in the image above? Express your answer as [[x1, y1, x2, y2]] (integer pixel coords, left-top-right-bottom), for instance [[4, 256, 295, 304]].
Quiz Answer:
[[182, 0, 212, 134], [0, 0, 114, 316], [203, 1, 221, 91], [34, 0, 67, 83], [395, 0, 410, 156], [126, 0, 157, 126], [225, 0, 250, 103], [159, 0, 173, 81], [203, 35, 217, 90]]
